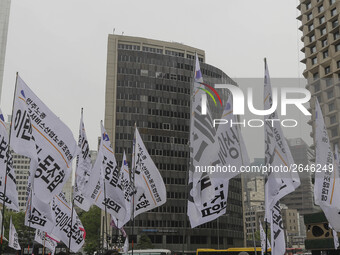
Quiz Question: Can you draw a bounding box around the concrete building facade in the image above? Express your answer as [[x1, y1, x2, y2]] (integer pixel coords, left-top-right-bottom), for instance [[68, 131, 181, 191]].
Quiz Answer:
[[298, 0, 340, 149], [0, 0, 11, 101], [104, 34, 244, 253]]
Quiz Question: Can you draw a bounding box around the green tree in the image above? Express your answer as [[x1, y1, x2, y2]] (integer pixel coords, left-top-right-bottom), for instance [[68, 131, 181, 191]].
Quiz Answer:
[[79, 206, 101, 255], [136, 234, 153, 249]]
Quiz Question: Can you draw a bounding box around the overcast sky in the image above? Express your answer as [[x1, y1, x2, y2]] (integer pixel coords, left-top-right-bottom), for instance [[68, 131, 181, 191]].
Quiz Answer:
[[2, 0, 309, 160]]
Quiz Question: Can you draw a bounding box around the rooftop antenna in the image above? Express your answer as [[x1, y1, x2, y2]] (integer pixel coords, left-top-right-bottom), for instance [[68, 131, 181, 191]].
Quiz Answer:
[[113, 28, 115, 34], [122, 31, 124, 35]]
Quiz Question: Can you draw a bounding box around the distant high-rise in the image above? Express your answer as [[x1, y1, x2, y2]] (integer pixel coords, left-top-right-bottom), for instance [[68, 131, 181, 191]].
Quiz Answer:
[[104, 34, 244, 252], [0, 0, 11, 101], [280, 138, 318, 215], [298, 0, 340, 149]]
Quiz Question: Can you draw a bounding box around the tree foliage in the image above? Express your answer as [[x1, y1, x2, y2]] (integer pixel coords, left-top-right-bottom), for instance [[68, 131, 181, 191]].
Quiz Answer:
[[136, 234, 153, 250], [79, 206, 101, 255]]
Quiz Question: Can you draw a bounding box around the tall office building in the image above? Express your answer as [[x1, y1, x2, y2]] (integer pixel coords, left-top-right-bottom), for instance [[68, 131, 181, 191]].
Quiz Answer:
[[298, 0, 340, 148], [0, 0, 11, 100], [104, 35, 244, 252], [280, 138, 318, 215]]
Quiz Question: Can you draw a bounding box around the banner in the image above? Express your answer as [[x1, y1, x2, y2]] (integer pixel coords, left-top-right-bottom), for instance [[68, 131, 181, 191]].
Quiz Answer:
[[51, 192, 85, 252], [132, 127, 166, 217], [314, 100, 340, 231], [189, 53, 216, 208], [264, 61, 300, 221], [270, 202, 285, 255], [10, 76, 78, 202], [115, 151, 133, 228], [74, 110, 92, 211], [8, 217, 21, 250], [34, 229, 59, 255], [25, 162, 55, 233], [187, 95, 249, 228], [0, 211, 8, 242], [259, 219, 270, 255], [0, 110, 19, 211]]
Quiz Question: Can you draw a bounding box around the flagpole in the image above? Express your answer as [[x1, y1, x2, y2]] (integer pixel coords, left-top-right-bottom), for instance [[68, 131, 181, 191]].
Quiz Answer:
[[264, 57, 268, 255], [42, 232, 46, 255], [67, 108, 83, 254], [0, 72, 19, 255], [131, 123, 136, 255]]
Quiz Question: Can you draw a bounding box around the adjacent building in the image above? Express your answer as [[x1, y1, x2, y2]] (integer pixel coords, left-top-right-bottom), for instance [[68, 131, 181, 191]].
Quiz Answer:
[[298, 0, 340, 149], [104, 34, 244, 253], [0, 0, 11, 101]]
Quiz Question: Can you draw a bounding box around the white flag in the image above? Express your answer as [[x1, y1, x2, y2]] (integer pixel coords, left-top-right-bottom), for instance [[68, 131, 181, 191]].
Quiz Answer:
[[123, 236, 129, 254], [8, 217, 21, 250], [314, 100, 340, 231], [270, 202, 285, 255], [25, 161, 55, 233], [329, 224, 339, 249], [189, 53, 216, 208], [50, 192, 85, 252], [0, 110, 19, 211], [187, 95, 249, 228], [259, 219, 270, 255], [115, 151, 133, 228], [10, 76, 78, 202], [264, 61, 300, 221], [132, 127, 166, 217], [34, 230, 59, 255], [74, 110, 92, 211], [0, 211, 8, 242]]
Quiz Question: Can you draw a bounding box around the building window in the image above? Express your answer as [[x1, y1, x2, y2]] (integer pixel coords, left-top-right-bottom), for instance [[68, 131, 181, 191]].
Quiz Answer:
[[327, 89, 334, 99], [307, 12, 313, 20], [325, 66, 331, 74], [326, 79, 333, 86], [330, 115, 337, 124], [318, 5, 324, 13], [319, 16, 325, 24], [330, 0, 335, 5], [309, 23, 314, 31], [331, 8, 337, 16], [333, 19, 339, 28], [337, 60, 340, 69], [331, 128, 338, 137], [311, 45, 317, 54], [310, 34, 316, 42], [312, 57, 318, 65], [321, 27, 327, 35], [323, 50, 329, 58], [306, 2, 312, 10], [334, 31, 340, 40], [313, 72, 319, 80], [336, 43, 340, 51], [329, 102, 335, 112], [322, 38, 328, 47], [315, 83, 321, 92]]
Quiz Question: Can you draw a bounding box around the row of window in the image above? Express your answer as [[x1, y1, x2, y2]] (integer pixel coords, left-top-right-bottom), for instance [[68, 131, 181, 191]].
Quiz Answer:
[[305, 0, 335, 11], [117, 43, 204, 62], [148, 108, 190, 119], [148, 96, 190, 107], [306, 6, 337, 22], [115, 119, 189, 132]]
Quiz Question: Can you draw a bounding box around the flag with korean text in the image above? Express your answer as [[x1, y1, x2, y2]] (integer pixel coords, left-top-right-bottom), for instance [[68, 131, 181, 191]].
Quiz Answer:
[[8, 217, 21, 250], [74, 110, 92, 211], [270, 202, 285, 255], [50, 192, 85, 252], [0, 109, 19, 211], [34, 229, 59, 255], [314, 102, 340, 231], [85, 123, 127, 221], [132, 127, 166, 217], [10, 75, 78, 202], [259, 219, 270, 255], [112, 151, 133, 228], [264, 60, 300, 222], [189, 53, 216, 209], [187, 95, 249, 228], [25, 164, 55, 233]]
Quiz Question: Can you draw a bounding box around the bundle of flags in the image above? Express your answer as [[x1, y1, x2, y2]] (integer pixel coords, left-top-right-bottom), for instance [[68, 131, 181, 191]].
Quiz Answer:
[[0, 74, 167, 253]]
